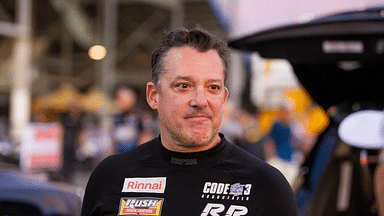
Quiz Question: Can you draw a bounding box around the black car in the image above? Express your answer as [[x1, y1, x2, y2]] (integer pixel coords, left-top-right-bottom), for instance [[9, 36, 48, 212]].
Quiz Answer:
[[229, 7, 384, 216], [0, 169, 82, 216]]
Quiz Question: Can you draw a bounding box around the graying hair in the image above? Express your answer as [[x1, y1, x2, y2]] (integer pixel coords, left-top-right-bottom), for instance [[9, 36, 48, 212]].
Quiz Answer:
[[151, 27, 229, 87]]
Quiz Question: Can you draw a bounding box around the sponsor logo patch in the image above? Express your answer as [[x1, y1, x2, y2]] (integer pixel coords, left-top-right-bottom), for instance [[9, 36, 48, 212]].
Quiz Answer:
[[201, 182, 252, 201], [170, 157, 198, 165], [122, 177, 166, 193], [229, 183, 244, 196], [118, 197, 164, 216], [201, 203, 248, 216]]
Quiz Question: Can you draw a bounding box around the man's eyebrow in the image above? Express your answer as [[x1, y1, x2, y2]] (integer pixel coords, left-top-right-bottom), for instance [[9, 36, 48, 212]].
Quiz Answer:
[[170, 76, 224, 85], [173, 76, 192, 81], [169, 76, 192, 87], [207, 78, 224, 83]]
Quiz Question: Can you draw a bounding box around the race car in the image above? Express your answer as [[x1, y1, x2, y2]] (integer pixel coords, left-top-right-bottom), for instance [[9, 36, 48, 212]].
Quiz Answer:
[[229, 6, 384, 216]]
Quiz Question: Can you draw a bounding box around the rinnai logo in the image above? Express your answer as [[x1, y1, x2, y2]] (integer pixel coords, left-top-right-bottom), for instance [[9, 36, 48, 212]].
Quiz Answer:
[[122, 177, 166, 193]]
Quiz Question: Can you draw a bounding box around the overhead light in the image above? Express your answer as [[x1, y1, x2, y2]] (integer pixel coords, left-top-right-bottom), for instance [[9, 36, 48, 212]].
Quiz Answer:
[[88, 45, 107, 60]]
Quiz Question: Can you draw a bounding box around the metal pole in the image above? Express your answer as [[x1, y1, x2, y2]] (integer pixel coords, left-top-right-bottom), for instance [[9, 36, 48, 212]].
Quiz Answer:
[[9, 0, 33, 145], [102, 0, 117, 97], [99, 0, 117, 130], [170, 0, 183, 30], [227, 1, 244, 108]]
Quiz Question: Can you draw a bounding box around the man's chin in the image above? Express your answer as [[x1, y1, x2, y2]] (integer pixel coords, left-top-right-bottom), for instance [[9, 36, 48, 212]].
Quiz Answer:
[[184, 130, 214, 146]]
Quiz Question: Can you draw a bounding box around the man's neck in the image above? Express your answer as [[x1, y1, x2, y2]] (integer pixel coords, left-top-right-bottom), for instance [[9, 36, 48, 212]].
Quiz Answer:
[[160, 133, 221, 153]]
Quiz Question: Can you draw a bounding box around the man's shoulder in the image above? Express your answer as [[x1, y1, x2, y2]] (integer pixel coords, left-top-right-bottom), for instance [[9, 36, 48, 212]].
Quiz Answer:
[[96, 138, 158, 169], [226, 143, 287, 180], [227, 143, 265, 164], [226, 143, 297, 211]]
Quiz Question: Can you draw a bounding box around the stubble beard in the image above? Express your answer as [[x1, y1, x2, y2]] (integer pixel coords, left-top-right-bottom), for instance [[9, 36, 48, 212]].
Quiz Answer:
[[161, 117, 222, 150]]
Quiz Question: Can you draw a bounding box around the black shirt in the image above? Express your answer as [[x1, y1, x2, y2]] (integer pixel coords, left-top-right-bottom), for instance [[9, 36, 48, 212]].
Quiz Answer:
[[81, 134, 298, 216]]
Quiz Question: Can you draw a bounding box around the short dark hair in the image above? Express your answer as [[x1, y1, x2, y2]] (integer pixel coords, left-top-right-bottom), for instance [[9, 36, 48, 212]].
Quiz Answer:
[[151, 27, 229, 87]]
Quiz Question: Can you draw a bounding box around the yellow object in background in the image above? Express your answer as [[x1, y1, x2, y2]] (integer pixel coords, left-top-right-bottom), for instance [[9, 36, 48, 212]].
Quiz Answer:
[[306, 105, 329, 135], [257, 87, 329, 136]]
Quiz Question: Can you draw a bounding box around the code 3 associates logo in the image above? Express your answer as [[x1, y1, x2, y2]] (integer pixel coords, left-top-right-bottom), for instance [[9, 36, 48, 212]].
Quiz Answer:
[[122, 177, 166, 193], [201, 182, 252, 200]]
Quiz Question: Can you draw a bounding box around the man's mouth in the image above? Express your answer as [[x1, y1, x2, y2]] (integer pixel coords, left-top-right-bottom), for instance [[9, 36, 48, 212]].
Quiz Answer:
[[185, 112, 211, 120], [187, 114, 207, 118]]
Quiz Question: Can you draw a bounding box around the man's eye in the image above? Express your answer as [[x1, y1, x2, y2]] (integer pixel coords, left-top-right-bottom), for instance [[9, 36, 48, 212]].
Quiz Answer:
[[180, 83, 188, 88], [175, 83, 189, 90], [210, 85, 220, 91]]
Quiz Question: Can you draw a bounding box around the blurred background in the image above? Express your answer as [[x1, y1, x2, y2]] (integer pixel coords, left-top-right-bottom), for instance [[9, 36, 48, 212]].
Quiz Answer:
[[0, 0, 383, 215]]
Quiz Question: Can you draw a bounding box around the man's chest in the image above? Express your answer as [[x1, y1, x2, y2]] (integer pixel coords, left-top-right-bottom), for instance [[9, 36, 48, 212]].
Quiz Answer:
[[111, 170, 256, 216]]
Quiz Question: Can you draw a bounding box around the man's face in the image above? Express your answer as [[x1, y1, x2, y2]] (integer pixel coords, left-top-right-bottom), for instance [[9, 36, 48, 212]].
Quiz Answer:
[[117, 88, 136, 112], [146, 46, 228, 152]]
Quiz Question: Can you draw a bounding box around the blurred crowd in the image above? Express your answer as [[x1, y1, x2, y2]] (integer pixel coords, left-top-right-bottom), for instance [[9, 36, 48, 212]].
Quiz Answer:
[[220, 100, 320, 186], [38, 84, 158, 183], [0, 83, 324, 187]]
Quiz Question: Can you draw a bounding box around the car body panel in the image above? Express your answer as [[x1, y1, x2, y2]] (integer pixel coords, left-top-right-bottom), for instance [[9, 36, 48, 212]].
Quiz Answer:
[[0, 169, 81, 216]]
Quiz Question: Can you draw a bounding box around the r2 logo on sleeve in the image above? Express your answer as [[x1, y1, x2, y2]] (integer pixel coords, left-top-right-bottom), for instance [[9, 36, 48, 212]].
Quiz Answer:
[[201, 203, 248, 216]]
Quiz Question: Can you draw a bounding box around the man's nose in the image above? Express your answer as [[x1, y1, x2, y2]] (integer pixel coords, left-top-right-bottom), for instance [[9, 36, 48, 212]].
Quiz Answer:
[[190, 86, 208, 108]]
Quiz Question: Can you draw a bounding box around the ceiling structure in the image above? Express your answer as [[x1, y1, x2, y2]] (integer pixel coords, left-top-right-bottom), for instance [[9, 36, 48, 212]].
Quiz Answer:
[[0, 0, 226, 103], [0, 0, 227, 144]]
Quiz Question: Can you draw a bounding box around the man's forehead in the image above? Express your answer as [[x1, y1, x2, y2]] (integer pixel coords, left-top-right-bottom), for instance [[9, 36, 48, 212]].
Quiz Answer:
[[168, 46, 220, 57], [159, 47, 225, 82]]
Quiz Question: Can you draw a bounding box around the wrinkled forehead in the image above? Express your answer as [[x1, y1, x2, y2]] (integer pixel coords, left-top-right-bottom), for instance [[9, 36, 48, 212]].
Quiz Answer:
[[165, 47, 224, 74]]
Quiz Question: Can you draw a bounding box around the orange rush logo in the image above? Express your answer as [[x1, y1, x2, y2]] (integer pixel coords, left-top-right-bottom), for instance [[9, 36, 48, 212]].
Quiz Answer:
[[118, 197, 163, 216]]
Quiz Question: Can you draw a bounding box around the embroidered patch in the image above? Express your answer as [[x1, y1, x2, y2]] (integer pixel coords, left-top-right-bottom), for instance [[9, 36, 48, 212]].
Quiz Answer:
[[118, 197, 164, 216], [170, 157, 198, 165], [229, 183, 244, 196]]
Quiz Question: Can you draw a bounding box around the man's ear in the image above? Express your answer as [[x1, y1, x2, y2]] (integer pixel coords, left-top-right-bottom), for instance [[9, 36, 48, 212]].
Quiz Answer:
[[224, 87, 229, 102], [146, 82, 159, 110]]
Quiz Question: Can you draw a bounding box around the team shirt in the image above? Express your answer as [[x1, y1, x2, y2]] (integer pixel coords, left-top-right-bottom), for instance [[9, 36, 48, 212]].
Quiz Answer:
[[81, 134, 298, 216], [113, 111, 144, 153]]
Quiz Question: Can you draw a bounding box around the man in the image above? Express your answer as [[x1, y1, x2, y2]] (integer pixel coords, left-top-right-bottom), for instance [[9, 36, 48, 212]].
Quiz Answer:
[[61, 100, 84, 183], [112, 86, 153, 153], [264, 104, 295, 162], [81, 27, 298, 216]]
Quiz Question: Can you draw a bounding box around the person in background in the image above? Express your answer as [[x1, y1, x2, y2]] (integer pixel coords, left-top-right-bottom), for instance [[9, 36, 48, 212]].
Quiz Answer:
[[263, 104, 295, 162], [81, 27, 298, 216], [220, 100, 246, 145], [262, 103, 303, 185], [61, 100, 84, 183], [112, 86, 153, 153]]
